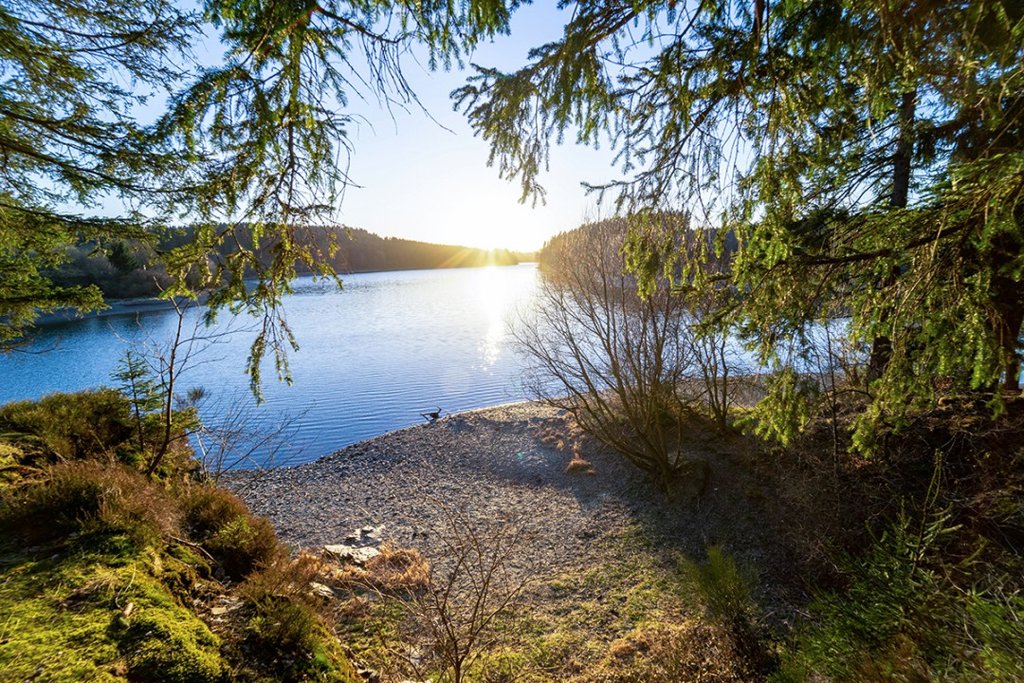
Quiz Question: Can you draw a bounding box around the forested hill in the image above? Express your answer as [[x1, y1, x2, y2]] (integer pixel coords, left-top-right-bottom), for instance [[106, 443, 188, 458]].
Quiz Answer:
[[47, 226, 532, 300], [322, 228, 525, 273], [538, 217, 738, 272]]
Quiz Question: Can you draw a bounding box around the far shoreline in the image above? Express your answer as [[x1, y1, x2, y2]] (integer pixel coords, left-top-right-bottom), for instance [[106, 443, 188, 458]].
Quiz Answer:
[[34, 261, 537, 326]]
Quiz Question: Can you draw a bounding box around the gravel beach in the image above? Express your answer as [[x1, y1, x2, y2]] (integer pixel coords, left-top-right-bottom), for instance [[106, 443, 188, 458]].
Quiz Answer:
[[226, 401, 791, 588]]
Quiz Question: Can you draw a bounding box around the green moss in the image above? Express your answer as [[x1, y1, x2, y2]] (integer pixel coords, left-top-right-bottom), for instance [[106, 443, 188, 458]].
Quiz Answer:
[[120, 611, 222, 683], [0, 539, 225, 682]]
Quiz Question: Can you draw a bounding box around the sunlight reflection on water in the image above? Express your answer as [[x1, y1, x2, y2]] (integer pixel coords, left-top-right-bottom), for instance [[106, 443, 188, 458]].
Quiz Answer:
[[0, 264, 540, 467]]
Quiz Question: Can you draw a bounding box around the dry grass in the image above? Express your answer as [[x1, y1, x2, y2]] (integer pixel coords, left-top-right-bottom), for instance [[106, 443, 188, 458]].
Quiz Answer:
[[0, 460, 179, 544], [535, 415, 598, 475], [583, 620, 750, 683], [328, 544, 431, 594]]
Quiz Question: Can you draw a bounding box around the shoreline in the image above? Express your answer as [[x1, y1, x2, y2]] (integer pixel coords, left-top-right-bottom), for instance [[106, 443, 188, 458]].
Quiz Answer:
[[225, 400, 790, 598], [34, 262, 538, 327]]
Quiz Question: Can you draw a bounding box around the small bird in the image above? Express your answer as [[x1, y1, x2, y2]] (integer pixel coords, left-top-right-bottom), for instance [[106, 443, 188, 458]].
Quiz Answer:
[[421, 407, 442, 422]]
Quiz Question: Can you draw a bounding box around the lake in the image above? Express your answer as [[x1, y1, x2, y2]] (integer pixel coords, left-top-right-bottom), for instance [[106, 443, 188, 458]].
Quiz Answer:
[[0, 264, 540, 468]]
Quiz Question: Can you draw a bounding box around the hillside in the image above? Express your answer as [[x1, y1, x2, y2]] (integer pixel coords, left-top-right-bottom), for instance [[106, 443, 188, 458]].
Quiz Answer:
[[46, 226, 531, 300]]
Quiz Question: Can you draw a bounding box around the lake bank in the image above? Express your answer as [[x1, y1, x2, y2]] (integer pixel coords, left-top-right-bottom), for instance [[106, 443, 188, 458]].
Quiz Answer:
[[225, 400, 795, 606]]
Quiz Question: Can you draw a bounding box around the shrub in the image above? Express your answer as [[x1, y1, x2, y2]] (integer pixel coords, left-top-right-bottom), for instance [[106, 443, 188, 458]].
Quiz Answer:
[[681, 545, 775, 676], [0, 389, 200, 478], [514, 217, 703, 489], [0, 389, 137, 465], [681, 546, 756, 627], [178, 484, 282, 580], [204, 514, 282, 581], [239, 554, 357, 681], [0, 460, 178, 545], [776, 510, 1024, 682], [179, 484, 251, 541]]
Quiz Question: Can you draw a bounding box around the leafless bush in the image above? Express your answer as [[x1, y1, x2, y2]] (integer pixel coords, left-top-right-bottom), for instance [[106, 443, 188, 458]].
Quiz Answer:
[[688, 293, 745, 430], [515, 217, 701, 487], [115, 298, 298, 482], [191, 390, 302, 483], [390, 503, 534, 683]]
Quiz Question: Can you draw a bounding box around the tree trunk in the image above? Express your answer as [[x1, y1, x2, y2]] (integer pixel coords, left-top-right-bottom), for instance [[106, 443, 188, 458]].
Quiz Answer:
[[867, 90, 916, 384]]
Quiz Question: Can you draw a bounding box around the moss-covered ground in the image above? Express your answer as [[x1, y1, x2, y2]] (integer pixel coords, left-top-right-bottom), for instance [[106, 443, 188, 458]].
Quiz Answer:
[[0, 536, 222, 682]]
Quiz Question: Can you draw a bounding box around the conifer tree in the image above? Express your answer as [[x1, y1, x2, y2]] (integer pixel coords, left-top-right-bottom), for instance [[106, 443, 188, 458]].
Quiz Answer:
[[456, 0, 1024, 444], [1, 0, 517, 388]]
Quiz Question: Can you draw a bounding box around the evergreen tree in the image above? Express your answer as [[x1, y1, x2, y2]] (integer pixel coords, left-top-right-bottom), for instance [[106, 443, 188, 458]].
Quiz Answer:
[[456, 0, 1024, 444], [1, 0, 516, 388]]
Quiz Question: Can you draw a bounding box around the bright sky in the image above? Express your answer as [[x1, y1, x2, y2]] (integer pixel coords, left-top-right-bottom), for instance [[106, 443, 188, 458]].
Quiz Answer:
[[335, 4, 620, 252]]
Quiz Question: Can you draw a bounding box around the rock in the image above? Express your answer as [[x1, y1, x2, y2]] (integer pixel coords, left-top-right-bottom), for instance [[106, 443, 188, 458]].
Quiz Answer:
[[323, 544, 381, 566], [356, 666, 381, 682], [309, 581, 336, 599]]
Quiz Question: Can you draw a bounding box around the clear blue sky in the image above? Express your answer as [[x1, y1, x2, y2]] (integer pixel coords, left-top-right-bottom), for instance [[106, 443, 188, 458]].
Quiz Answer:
[[335, 4, 620, 252]]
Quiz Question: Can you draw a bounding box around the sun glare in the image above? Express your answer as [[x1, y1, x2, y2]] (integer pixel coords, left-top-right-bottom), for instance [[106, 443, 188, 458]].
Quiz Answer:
[[474, 266, 518, 368]]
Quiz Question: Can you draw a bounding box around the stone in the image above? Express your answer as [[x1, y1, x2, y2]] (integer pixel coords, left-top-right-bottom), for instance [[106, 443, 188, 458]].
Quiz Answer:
[[356, 666, 381, 682], [323, 544, 381, 566], [309, 581, 335, 599]]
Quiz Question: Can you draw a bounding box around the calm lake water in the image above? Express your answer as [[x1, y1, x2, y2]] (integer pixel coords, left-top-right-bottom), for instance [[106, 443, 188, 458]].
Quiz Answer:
[[0, 264, 540, 467]]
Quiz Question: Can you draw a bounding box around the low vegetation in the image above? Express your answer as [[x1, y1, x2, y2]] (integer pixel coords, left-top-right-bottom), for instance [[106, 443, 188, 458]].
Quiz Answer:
[[5, 372, 1024, 681], [0, 390, 358, 682]]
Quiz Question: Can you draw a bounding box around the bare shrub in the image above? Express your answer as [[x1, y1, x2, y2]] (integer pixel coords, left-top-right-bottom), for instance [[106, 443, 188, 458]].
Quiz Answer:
[[190, 390, 301, 481], [515, 217, 700, 487], [390, 504, 535, 683]]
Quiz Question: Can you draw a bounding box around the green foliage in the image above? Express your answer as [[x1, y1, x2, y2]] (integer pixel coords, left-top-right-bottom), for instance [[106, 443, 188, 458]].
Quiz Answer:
[[0, 389, 138, 465], [680, 546, 756, 629], [180, 484, 252, 540], [778, 508, 1024, 681], [106, 241, 141, 275], [239, 555, 357, 681], [203, 514, 282, 581], [0, 391, 356, 681], [680, 545, 775, 676], [0, 0, 194, 344], [113, 350, 164, 455], [1, 0, 520, 390], [179, 483, 282, 581], [459, 0, 1024, 447], [0, 388, 198, 478], [742, 369, 818, 447]]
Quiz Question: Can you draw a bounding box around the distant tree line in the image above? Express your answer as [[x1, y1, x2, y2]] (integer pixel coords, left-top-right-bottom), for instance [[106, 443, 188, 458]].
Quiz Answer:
[[46, 226, 529, 300]]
